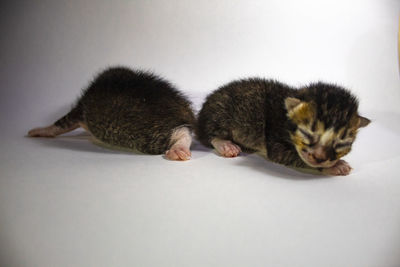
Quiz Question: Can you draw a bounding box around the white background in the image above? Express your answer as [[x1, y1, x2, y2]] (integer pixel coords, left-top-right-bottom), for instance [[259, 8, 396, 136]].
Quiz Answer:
[[1, 1, 399, 267]]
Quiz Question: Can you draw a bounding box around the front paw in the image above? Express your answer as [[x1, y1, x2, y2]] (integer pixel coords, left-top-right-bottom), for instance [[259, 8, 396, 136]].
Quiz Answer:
[[211, 139, 241, 158], [322, 160, 352, 176]]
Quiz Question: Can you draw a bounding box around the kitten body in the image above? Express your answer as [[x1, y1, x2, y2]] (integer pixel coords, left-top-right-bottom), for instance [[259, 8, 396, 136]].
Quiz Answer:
[[197, 78, 370, 175], [28, 67, 195, 160]]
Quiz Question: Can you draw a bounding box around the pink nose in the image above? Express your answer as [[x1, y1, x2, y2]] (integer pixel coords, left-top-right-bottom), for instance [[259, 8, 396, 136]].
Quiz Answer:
[[313, 146, 327, 163]]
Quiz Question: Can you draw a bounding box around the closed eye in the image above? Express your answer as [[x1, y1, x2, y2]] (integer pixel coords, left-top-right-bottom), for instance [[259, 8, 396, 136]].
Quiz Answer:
[[335, 142, 352, 149], [299, 128, 313, 140], [298, 128, 317, 145]]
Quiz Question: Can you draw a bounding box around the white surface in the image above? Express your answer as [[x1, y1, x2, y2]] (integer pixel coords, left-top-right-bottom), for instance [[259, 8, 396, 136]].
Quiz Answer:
[[1, 1, 400, 267]]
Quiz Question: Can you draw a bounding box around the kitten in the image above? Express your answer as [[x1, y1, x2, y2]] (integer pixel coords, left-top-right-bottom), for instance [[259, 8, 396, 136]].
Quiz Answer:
[[28, 66, 195, 161], [196, 78, 370, 175]]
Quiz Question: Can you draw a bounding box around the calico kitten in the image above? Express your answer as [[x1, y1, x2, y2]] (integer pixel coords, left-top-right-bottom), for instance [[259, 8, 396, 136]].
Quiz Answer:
[[197, 78, 370, 175], [28, 67, 195, 161]]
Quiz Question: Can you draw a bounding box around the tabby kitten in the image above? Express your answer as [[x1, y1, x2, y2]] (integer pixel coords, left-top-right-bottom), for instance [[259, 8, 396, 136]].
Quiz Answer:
[[197, 78, 370, 175], [28, 67, 195, 161]]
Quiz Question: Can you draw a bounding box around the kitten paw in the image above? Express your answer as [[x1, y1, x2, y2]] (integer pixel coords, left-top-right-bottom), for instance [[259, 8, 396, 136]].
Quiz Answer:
[[322, 160, 352, 176], [211, 139, 241, 158], [165, 145, 191, 161]]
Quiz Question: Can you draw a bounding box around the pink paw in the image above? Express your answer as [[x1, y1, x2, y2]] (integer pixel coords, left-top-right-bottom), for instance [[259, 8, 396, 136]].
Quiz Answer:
[[212, 139, 241, 158], [165, 145, 191, 161], [322, 160, 352, 176]]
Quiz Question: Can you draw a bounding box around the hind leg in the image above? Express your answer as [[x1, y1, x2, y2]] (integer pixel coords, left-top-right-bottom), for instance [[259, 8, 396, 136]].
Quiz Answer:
[[28, 123, 79, 137], [165, 126, 192, 161]]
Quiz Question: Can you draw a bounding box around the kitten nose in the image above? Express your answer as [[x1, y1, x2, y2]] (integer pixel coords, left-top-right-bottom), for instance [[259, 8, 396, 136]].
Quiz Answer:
[[314, 157, 326, 163], [313, 146, 327, 163]]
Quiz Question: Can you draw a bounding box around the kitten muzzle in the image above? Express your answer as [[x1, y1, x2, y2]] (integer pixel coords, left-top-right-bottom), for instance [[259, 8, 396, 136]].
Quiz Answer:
[[300, 148, 338, 168]]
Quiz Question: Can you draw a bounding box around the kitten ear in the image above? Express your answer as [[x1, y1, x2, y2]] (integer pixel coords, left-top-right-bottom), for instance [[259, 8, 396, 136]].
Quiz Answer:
[[358, 116, 371, 128], [284, 97, 302, 112]]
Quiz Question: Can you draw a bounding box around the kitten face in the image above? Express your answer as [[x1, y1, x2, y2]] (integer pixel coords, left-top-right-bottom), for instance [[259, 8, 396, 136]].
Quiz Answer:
[[285, 97, 369, 168], [291, 118, 357, 168]]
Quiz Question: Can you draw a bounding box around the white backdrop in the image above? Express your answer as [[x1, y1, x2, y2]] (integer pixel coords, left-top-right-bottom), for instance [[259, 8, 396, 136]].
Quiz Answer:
[[1, 1, 399, 267], [1, 0, 399, 128]]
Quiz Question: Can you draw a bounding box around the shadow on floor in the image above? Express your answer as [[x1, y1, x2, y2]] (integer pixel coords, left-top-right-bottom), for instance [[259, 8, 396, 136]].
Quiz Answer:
[[235, 153, 330, 180], [192, 141, 330, 180], [26, 131, 142, 155], [26, 132, 209, 158], [26, 131, 344, 180]]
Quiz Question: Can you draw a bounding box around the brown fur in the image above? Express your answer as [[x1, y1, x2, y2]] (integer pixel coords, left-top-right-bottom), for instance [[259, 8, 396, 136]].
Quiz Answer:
[[28, 66, 195, 157], [197, 78, 370, 175]]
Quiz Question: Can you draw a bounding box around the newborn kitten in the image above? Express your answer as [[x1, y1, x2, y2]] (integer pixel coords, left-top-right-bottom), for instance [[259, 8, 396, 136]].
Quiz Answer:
[[28, 67, 195, 161], [197, 78, 370, 175]]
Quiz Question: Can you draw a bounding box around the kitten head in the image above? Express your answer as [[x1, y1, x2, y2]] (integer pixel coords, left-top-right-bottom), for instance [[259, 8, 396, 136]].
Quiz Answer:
[[285, 82, 370, 168]]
